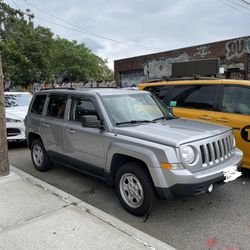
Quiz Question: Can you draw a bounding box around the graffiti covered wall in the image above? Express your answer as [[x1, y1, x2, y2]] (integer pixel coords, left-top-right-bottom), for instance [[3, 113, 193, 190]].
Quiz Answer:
[[226, 38, 248, 60], [120, 70, 144, 87], [114, 36, 250, 85], [143, 53, 190, 79]]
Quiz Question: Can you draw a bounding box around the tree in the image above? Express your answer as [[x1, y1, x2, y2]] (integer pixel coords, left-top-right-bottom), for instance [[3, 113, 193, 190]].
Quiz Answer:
[[0, 1, 55, 85], [0, 56, 9, 176], [51, 38, 113, 82], [0, 2, 113, 86]]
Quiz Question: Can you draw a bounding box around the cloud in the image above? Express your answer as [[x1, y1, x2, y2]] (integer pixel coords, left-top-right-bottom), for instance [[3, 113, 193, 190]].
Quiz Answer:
[[7, 0, 250, 69]]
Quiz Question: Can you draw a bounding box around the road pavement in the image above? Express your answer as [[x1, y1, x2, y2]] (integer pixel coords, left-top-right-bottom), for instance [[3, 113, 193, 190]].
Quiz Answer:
[[8, 142, 250, 250]]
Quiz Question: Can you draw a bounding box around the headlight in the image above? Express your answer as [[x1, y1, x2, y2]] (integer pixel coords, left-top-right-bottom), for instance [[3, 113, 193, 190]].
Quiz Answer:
[[182, 146, 195, 164], [6, 118, 22, 123]]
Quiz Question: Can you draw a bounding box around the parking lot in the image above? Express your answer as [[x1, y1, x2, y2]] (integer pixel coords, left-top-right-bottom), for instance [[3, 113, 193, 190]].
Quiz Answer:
[[8, 142, 250, 250]]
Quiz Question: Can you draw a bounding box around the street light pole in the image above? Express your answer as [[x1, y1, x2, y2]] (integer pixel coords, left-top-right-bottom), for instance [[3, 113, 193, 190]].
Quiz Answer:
[[0, 56, 9, 176]]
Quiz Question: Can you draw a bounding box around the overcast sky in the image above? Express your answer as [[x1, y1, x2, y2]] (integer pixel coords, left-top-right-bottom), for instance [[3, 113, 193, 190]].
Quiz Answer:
[[6, 0, 250, 69]]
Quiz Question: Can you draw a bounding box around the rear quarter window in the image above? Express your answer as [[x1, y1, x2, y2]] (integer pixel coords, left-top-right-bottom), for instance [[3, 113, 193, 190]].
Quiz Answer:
[[221, 85, 250, 115], [31, 95, 47, 115]]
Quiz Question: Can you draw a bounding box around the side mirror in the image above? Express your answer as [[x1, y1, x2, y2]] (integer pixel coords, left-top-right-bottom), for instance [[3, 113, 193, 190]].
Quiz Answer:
[[81, 115, 103, 129]]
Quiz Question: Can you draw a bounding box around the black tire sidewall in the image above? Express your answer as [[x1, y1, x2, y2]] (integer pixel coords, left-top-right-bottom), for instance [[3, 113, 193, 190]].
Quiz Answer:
[[31, 139, 51, 171], [115, 162, 154, 216]]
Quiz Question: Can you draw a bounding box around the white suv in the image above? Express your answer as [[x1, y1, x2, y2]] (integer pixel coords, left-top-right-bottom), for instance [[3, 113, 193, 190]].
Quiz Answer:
[[5, 92, 32, 142]]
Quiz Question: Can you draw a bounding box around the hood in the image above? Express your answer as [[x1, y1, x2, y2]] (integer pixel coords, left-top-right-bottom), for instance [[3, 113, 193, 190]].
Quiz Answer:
[[5, 106, 29, 121], [114, 118, 231, 147]]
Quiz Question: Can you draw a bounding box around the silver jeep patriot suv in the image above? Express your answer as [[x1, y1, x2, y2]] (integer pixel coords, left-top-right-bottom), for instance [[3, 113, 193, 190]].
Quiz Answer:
[[25, 88, 243, 216]]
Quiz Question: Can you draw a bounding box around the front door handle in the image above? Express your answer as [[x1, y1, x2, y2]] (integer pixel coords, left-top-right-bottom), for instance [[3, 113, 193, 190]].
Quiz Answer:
[[66, 129, 75, 134], [199, 115, 211, 121], [216, 118, 229, 123], [42, 122, 50, 128]]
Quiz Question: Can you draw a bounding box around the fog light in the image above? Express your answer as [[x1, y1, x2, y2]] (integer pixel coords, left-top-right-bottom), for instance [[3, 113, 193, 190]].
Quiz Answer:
[[208, 184, 214, 193]]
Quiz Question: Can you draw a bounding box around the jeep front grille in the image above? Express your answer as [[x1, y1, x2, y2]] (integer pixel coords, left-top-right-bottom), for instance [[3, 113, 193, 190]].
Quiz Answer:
[[199, 135, 234, 167]]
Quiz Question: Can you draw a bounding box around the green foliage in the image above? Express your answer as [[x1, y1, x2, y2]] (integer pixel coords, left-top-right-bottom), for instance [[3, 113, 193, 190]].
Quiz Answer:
[[0, 1, 113, 85]]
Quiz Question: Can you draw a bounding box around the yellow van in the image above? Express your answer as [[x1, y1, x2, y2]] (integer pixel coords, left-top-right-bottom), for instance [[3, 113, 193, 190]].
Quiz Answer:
[[139, 79, 250, 170]]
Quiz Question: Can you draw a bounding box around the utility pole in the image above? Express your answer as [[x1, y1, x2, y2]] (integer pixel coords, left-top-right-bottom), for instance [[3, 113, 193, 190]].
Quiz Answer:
[[0, 56, 9, 176]]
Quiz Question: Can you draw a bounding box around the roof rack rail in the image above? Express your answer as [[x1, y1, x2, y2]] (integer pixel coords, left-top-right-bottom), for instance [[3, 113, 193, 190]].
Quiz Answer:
[[147, 75, 220, 83], [40, 87, 75, 91]]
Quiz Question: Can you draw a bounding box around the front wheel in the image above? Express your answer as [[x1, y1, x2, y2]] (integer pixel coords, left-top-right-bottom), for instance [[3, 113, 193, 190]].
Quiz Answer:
[[115, 162, 155, 216], [31, 139, 52, 171]]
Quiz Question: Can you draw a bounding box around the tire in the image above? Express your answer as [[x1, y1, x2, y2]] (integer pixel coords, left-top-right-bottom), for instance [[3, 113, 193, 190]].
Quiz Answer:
[[31, 139, 52, 171], [115, 162, 155, 216]]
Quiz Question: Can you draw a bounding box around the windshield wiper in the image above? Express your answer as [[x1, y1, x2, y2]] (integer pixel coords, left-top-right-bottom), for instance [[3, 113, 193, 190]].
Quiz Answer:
[[116, 120, 154, 126], [152, 116, 175, 122]]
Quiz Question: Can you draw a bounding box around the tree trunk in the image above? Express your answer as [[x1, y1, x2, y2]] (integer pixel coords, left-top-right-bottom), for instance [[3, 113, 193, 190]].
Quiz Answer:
[[0, 57, 9, 176]]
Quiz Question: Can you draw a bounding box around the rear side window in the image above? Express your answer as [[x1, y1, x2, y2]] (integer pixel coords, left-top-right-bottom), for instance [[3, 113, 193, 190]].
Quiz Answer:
[[31, 95, 46, 115], [170, 85, 216, 110], [144, 85, 171, 101], [70, 98, 97, 122], [221, 85, 250, 115], [46, 95, 67, 118]]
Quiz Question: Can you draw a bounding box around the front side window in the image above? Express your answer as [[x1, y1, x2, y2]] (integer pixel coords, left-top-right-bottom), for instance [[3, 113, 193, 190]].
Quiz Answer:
[[46, 95, 67, 118], [102, 93, 174, 125], [70, 98, 97, 122], [170, 85, 216, 110], [31, 95, 46, 115], [221, 85, 250, 115]]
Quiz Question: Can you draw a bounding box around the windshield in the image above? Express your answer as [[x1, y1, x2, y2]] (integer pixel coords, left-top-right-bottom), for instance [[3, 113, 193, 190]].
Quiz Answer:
[[102, 93, 174, 125], [5, 93, 32, 108]]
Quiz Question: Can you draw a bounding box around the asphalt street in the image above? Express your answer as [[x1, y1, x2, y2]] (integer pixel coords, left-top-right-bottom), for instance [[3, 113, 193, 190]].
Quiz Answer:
[[8, 142, 250, 250]]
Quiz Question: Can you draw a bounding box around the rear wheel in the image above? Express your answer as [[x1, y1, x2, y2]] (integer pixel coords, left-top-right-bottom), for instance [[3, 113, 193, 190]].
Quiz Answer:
[[115, 162, 155, 216], [31, 139, 52, 171]]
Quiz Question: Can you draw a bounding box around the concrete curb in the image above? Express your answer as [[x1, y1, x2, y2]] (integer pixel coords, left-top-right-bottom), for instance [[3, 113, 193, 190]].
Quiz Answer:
[[11, 165, 175, 250]]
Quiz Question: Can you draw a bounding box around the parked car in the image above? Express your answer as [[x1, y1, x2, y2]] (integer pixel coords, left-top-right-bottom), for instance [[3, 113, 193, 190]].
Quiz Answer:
[[4, 92, 32, 142], [139, 78, 250, 171], [25, 88, 242, 216]]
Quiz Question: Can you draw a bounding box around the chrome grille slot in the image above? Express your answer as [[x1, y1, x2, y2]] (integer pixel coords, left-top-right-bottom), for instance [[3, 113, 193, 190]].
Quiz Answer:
[[207, 144, 212, 163], [212, 142, 219, 162], [200, 145, 206, 164], [199, 133, 234, 167]]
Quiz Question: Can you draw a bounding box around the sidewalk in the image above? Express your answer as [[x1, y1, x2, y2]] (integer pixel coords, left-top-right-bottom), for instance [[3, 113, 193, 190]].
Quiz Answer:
[[0, 166, 175, 250]]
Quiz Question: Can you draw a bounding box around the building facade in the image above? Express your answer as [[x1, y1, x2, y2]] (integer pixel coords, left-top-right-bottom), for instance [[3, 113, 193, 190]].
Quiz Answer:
[[114, 36, 250, 87]]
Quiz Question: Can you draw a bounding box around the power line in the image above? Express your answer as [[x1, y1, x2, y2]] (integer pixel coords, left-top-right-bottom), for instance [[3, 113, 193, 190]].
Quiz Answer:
[[16, 0, 164, 51], [219, 0, 250, 15]]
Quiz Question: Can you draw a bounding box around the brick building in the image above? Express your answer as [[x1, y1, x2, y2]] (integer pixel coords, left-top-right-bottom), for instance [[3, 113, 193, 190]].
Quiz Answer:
[[114, 36, 250, 87]]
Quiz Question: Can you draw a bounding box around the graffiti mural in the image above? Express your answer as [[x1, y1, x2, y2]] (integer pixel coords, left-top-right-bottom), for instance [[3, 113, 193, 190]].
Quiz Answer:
[[226, 38, 248, 60], [143, 53, 190, 79], [120, 70, 144, 87], [195, 46, 211, 58], [7, 80, 116, 93]]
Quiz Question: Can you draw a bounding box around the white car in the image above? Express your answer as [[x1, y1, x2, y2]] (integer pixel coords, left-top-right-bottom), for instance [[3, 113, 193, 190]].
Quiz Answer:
[[5, 92, 32, 142]]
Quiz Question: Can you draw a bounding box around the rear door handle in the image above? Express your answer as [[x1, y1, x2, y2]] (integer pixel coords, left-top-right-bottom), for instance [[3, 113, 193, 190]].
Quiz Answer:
[[42, 122, 50, 128], [199, 116, 211, 121], [66, 129, 75, 134], [216, 118, 229, 123]]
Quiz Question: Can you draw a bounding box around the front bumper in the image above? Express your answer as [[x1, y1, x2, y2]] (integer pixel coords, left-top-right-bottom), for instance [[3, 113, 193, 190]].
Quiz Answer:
[[155, 148, 243, 200], [6, 122, 26, 141]]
